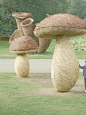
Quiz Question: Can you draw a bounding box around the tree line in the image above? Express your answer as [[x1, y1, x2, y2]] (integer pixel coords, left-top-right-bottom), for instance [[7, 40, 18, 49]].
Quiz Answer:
[[0, 0, 86, 38]]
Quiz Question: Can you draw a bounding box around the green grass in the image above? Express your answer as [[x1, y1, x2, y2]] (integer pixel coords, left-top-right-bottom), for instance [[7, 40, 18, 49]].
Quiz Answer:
[[0, 37, 86, 59], [75, 50, 86, 59], [0, 41, 11, 54], [0, 40, 55, 59], [0, 72, 86, 115]]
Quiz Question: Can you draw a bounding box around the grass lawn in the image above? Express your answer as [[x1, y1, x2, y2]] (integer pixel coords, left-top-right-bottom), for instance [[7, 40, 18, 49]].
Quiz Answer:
[[0, 72, 86, 115], [0, 37, 86, 59]]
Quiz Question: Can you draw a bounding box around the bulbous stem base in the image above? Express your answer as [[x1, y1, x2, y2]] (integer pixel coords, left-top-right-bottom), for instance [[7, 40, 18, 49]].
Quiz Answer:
[[51, 36, 79, 92], [14, 54, 29, 78]]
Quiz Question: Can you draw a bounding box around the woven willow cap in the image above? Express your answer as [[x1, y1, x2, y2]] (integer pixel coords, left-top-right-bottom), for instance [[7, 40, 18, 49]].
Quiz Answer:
[[12, 12, 32, 19], [34, 13, 86, 38], [9, 36, 38, 54]]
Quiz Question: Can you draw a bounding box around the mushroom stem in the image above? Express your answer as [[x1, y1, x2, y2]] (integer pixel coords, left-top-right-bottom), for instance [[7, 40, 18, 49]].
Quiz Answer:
[[14, 53, 29, 78], [21, 18, 34, 38], [51, 36, 79, 92], [39, 38, 52, 53]]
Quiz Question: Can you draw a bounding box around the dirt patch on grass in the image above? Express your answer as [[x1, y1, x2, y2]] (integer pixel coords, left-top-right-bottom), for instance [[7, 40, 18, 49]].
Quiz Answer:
[[35, 75, 85, 97], [19, 74, 52, 84], [36, 86, 84, 97], [19, 74, 85, 97], [36, 77, 85, 97]]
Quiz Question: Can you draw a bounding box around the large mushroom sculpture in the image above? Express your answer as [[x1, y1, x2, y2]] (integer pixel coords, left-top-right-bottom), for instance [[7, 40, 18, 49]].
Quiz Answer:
[[34, 13, 86, 92], [9, 36, 38, 78]]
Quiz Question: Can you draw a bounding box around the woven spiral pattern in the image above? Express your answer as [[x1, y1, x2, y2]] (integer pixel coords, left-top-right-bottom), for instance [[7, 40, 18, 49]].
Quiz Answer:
[[35, 14, 86, 30], [34, 26, 86, 38], [34, 13, 86, 38], [14, 54, 29, 78], [51, 36, 79, 92]]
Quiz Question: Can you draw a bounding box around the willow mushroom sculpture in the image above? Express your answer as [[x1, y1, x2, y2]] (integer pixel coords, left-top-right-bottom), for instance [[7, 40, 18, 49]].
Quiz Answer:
[[34, 13, 86, 92], [38, 36, 52, 53], [9, 12, 33, 43], [9, 29, 20, 44], [21, 18, 39, 46], [12, 12, 32, 36], [9, 36, 38, 78], [36, 14, 52, 53]]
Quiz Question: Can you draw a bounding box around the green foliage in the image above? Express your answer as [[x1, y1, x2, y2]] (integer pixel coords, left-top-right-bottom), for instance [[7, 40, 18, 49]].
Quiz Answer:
[[0, 0, 70, 38], [0, 0, 86, 38], [0, 0, 17, 37], [70, 35, 86, 50], [41, 0, 70, 15], [67, 0, 86, 19]]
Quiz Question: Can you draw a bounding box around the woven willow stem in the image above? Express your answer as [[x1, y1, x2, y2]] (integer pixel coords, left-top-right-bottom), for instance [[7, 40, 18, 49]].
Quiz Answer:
[[51, 36, 79, 92], [21, 18, 34, 38], [39, 38, 52, 53], [14, 54, 29, 78]]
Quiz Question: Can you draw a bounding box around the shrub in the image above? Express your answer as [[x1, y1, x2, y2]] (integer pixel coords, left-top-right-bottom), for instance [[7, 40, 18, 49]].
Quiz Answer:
[[0, 0, 69, 38], [70, 36, 86, 50]]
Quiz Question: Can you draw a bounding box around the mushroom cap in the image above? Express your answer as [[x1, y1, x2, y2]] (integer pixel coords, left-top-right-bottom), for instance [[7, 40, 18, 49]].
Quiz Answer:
[[9, 36, 38, 54], [21, 18, 34, 27], [12, 12, 32, 19], [34, 13, 86, 38]]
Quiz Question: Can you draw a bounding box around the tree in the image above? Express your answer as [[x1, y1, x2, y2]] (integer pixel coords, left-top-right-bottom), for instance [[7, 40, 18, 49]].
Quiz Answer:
[[67, 0, 86, 19], [0, 0, 70, 38], [42, 0, 70, 15]]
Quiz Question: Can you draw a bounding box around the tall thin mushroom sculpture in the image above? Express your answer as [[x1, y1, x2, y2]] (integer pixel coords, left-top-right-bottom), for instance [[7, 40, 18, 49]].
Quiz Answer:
[[12, 12, 32, 36], [36, 14, 52, 53], [38, 36, 52, 53], [9, 36, 38, 78], [9, 12, 33, 43], [34, 14, 86, 92], [21, 18, 34, 38], [21, 18, 39, 46]]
